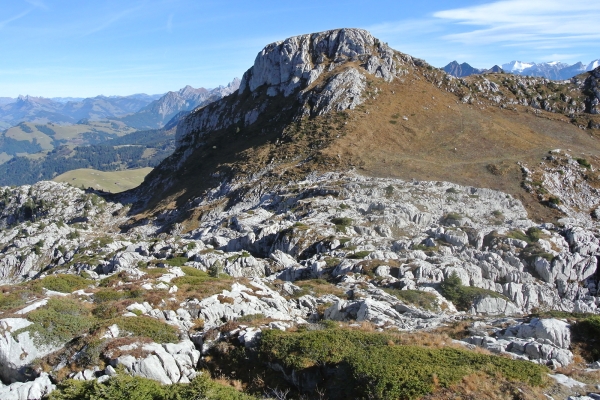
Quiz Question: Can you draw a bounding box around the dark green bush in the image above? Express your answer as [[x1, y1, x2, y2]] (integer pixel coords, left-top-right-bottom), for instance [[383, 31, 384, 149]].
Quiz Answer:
[[572, 315, 600, 361], [331, 217, 353, 232], [576, 158, 591, 169], [440, 272, 506, 311]]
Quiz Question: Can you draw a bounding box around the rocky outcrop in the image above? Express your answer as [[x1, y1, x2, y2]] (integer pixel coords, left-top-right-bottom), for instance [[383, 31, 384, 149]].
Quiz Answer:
[[107, 341, 200, 384], [463, 318, 573, 368], [0, 318, 62, 383], [0, 373, 54, 400], [239, 28, 397, 97]]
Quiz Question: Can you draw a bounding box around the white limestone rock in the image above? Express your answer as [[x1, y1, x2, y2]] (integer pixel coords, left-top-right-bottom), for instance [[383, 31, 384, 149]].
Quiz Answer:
[[0, 373, 55, 400]]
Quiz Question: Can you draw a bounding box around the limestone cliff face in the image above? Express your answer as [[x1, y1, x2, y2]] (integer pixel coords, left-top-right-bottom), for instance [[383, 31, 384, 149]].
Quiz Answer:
[[174, 28, 411, 150]]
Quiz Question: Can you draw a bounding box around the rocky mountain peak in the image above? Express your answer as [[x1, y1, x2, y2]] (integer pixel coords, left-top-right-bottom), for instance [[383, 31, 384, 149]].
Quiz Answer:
[[174, 28, 410, 151], [239, 28, 398, 98]]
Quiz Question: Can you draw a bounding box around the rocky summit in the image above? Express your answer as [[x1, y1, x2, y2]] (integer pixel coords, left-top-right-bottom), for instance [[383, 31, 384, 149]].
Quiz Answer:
[[1, 28, 600, 399]]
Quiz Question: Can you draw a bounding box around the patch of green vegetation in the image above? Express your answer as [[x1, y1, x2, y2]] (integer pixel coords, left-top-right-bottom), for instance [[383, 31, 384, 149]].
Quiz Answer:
[[443, 212, 463, 221], [139, 267, 165, 276], [0, 289, 31, 311], [384, 185, 394, 197], [113, 316, 179, 343], [14, 297, 94, 346], [348, 250, 372, 259], [506, 227, 542, 245], [331, 217, 353, 232], [50, 372, 255, 400], [174, 266, 229, 285], [30, 274, 93, 293], [445, 187, 460, 194], [93, 288, 143, 304], [237, 313, 266, 323], [548, 196, 561, 205], [384, 289, 438, 311], [67, 230, 80, 240], [440, 272, 506, 311], [259, 328, 547, 400], [324, 257, 340, 268], [506, 229, 530, 243], [572, 315, 600, 361], [576, 158, 592, 169], [164, 256, 189, 267], [338, 203, 350, 210]]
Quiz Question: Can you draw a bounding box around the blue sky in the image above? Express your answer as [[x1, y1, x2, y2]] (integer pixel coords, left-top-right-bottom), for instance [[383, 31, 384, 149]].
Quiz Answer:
[[1, 0, 598, 98]]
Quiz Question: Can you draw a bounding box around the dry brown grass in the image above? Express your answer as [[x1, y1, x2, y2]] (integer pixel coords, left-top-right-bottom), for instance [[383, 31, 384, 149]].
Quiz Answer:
[[422, 371, 548, 400], [430, 320, 473, 340], [292, 279, 347, 299]]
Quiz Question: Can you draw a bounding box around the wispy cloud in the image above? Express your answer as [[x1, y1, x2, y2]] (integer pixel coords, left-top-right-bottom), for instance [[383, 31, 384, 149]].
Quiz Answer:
[[0, 9, 31, 29], [24, 0, 48, 10], [84, 6, 142, 36], [434, 0, 600, 47], [166, 13, 173, 33]]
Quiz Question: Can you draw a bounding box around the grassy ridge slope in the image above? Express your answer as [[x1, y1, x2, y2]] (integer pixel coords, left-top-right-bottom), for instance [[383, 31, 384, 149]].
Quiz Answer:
[[53, 167, 153, 192]]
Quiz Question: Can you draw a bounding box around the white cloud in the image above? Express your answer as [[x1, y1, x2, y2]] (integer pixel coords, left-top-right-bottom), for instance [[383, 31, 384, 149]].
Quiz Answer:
[[434, 0, 600, 46]]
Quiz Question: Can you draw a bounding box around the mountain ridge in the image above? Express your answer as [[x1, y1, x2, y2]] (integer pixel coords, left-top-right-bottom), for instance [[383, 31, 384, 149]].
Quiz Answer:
[[444, 59, 600, 79]]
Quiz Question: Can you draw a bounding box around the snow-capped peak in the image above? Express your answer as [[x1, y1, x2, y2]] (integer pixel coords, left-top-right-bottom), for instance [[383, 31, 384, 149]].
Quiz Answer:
[[587, 59, 600, 70], [501, 61, 535, 73]]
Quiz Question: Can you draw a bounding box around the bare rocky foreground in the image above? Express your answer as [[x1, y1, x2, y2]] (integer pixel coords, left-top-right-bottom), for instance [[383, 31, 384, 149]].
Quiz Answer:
[[1, 28, 600, 399]]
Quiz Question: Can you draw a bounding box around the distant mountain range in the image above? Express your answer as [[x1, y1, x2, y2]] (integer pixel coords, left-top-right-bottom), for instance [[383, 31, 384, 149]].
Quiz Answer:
[[442, 61, 503, 78], [118, 78, 240, 129], [0, 79, 240, 130], [443, 59, 600, 80]]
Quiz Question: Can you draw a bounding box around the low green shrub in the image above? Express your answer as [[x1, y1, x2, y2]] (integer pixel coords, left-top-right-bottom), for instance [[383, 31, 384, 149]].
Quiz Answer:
[[259, 328, 547, 400], [440, 272, 506, 311], [93, 288, 142, 304], [506, 230, 530, 243], [15, 297, 94, 346], [50, 373, 254, 400], [164, 256, 189, 267], [572, 315, 600, 361], [576, 158, 592, 169], [114, 316, 179, 343], [331, 217, 353, 232], [348, 250, 372, 259], [0, 290, 30, 311], [30, 274, 93, 293]]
